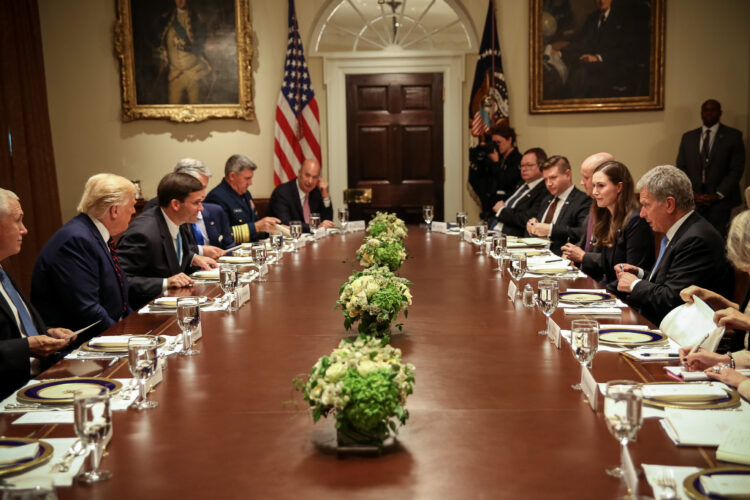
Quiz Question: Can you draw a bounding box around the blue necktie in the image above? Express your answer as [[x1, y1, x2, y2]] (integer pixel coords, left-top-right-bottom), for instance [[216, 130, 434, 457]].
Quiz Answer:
[[0, 268, 39, 337], [176, 233, 183, 266], [192, 223, 205, 245], [505, 184, 529, 209], [650, 236, 669, 280]]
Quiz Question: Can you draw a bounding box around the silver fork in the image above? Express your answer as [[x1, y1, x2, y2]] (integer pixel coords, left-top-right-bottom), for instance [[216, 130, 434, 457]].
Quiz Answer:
[[50, 440, 86, 473], [656, 474, 677, 500]]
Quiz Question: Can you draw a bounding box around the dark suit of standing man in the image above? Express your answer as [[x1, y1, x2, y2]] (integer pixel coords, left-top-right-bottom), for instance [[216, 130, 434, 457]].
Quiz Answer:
[[117, 173, 217, 309], [32, 174, 137, 340], [676, 99, 746, 238], [0, 189, 73, 399], [268, 158, 335, 232], [616, 166, 734, 325]]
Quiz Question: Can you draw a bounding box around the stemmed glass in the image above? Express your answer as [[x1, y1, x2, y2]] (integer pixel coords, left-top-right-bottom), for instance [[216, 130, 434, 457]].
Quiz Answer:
[[127, 336, 159, 410], [570, 319, 599, 390], [537, 279, 559, 335], [509, 253, 527, 296], [219, 263, 239, 311], [177, 297, 201, 356], [472, 223, 488, 254], [338, 207, 349, 233], [489, 235, 508, 271], [74, 388, 113, 484], [253, 244, 268, 283], [289, 220, 302, 252], [456, 212, 467, 240], [603, 380, 643, 479], [270, 233, 284, 260], [422, 205, 434, 231], [309, 212, 321, 240]]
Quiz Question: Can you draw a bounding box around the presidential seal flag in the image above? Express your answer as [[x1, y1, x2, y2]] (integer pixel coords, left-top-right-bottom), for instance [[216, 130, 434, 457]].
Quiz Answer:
[[469, 0, 509, 137], [273, 0, 321, 186]]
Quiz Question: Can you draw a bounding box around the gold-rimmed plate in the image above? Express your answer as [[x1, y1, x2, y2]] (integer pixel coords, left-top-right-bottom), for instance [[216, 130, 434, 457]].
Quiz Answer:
[[81, 335, 167, 353], [16, 377, 122, 405], [559, 291, 614, 303], [641, 382, 740, 410], [0, 438, 54, 478], [149, 296, 213, 310], [598, 327, 666, 346], [683, 467, 750, 499]]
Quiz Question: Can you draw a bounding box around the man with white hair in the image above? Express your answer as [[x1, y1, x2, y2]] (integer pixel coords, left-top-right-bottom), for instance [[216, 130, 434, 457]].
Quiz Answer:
[[615, 165, 733, 324], [32, 174, 137, 340], [0, 188, 75, 399]]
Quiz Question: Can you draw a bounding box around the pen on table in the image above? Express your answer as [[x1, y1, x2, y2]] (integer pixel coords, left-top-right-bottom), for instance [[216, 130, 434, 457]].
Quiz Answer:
[[544, 258, 563, 263], [641, 353, 679, 358]]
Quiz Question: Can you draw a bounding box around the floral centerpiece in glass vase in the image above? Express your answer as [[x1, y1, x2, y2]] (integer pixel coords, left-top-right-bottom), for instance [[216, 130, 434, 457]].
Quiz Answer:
[[367, 211, 408, 240], [356, 234, 407, 271], [337, 265, 412, 337], [294, 336, 415, 449]]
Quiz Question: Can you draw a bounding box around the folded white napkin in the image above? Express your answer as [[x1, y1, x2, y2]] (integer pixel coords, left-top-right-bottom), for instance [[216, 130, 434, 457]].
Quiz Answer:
[[87, 335, 132, 347], [153, 296, 208, 306], [0, 442, 38, 464], [642, 464, 700, 500], [700, 474, 750, 497], [191, 269, 219, 279], [219, 256, 254, 263], [564, 307, 621, 315], [642, 383, 727, 402]]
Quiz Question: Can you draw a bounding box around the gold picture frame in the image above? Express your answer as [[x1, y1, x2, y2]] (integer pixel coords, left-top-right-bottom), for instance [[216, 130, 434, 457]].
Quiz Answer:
[[114, 0, 255, 123], [529, 0, 664, 114]]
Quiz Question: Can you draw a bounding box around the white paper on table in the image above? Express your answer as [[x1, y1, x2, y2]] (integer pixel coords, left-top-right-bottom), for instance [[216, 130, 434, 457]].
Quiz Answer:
[[431, 221, 447, 233], [548, 319, 561, 349], [643, 464, 701, 500], [564, 307, 621, 315], [1, 438, 87, 489], [348, 220, 366, 231], [87, 335, 132, 347], [237, 284, 251, 306], [462, 230, 473, 242], [700, 474, 750, 497], [0, 443, 39, 464], [581, 365, 598, 411], [621, 444, 639, 496], [661, 408, 750, 446], [507, 280, 518, 302], [642, 383, 727, 402], [218, 255, 254, 264], [191, 269, 219, 279], [717, 424, 750, 465], [12, 411, 74, 425], [664, 366, 750, 381], [314, 227, 326, 239], [660, 296, 725, 350]]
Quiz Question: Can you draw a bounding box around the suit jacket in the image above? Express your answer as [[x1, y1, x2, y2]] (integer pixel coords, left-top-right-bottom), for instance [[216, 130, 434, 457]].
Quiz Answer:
[[676, 123, 745, 206], [530, 187, 591, 255], [31, 214, 130, 339], [0, 270, 49, 400], [205, 179, 263, 243], [628, 212, 734, 325], [581, 212, 654, 290], [116, 208, 198, 309], [267, 179, 333, 232], [493, 180, 549, 237], [200, 202, 235, 249]]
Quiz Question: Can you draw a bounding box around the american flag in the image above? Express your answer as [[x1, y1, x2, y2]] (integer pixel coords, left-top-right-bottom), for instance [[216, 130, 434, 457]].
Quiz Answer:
[[273, 0, 321, 186]]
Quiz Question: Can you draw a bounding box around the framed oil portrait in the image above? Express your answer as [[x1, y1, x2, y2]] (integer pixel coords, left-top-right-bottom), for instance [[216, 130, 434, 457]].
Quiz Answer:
[[114, 0, 254, 122], [529, 0, 664, 114]]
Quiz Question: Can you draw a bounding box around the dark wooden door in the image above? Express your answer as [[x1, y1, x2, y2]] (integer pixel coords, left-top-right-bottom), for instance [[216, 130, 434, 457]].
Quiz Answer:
[[346, 73, 444, 224]]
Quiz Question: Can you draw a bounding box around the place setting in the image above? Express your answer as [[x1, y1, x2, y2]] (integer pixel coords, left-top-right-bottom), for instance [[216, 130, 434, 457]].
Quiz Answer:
[[559, 288, 627, 316]]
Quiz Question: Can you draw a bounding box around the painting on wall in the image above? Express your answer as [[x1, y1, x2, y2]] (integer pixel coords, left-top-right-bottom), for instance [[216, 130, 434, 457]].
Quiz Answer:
[[114, 0, 254, 122], [529, 0, 664, 113]]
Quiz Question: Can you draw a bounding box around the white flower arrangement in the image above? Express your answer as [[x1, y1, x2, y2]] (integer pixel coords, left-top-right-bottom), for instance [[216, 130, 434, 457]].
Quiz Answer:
[[367, 212, 408, 240], [355, 234, 407, 271]]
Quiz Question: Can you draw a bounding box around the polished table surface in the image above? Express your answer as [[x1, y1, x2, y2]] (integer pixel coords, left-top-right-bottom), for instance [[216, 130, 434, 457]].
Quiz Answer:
[[2, 228, 722, 499]]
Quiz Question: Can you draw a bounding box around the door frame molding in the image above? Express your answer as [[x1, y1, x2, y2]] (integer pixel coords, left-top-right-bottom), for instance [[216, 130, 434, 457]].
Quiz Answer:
[[323, 53, 465, 218]]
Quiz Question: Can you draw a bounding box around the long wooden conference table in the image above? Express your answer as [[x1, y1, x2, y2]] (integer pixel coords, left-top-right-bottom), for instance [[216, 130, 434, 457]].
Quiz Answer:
[[1, 227, 726, 498]]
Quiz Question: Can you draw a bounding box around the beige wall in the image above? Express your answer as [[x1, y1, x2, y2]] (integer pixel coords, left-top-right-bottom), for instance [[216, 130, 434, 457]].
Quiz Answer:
[[39, 0, 749, 222]]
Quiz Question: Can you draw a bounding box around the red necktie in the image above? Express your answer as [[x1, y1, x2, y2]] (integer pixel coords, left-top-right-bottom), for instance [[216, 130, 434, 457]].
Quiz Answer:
[[303, 195, 311, 224], [543, 197, 559, 224], [108, 238, 128, 315]]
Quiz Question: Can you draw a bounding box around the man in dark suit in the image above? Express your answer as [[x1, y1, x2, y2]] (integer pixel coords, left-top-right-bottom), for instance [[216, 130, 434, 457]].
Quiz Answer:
[[676, 99, 746, 238], [525, 155, 591, 255], [117, 173, 217, 309], [32, 174, 137, 340], [268, 158, 335, 232], [616, 165, 734, 325], [489, 148, 550, 236], [205, 154, 279, 243], [0, 189, 74, 399]]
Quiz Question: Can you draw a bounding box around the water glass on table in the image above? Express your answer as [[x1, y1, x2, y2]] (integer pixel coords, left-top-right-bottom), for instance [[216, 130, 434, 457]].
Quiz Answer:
[[570, 319, 599, 390], [537, 279, 559, 335], [338, 207, 349, 232], [253, 245, 268, 283], [289, 220, 302, 252], [509, 253, 527, 295], [309, 212, 321, 240], [422, 205, 433, 231], [177, 297, 201, 356], [127, 335, 159, 410], [74, 388, 113, 484], [489, 235, 508, 271], [603, 380, 643, 479], [456, 212, 467, 239], [219, 263, 239, 311], [270, 233, 284, 260], [472, 223, 488, 254]]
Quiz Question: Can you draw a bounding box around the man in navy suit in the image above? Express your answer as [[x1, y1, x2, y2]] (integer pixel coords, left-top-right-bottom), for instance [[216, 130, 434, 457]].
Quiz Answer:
[[32, 174, 137, 340], [676, 99, 746, 238], [489, 148, 550, 236], [616, 165, 734, 325], [205, 155, 279, 243], [525, 155, 591, 255], [117, 173, 217, 309], [0, 189, 74, 399], [268, 159, 335, 232]]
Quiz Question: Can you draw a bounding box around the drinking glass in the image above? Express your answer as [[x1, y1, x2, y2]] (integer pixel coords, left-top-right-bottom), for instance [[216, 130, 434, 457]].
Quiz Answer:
[[509, 253, 527, 295], [127, 336, 159, 410], [253, 244, 268, 283], [570, 319, 599, 390], [219, 263, 238, 310], [177, 297, 201, 356], [309, 212, 321, 240], [270, 233, 284, 260], [422, 205, 434, 231], [456, 212, 467, 238], [472, 223, 488, 254], [603, 380, 643, 479], [537, 279, 559, 335], [338, 207, 349, 232], [289, 220, 302, 252], [489, 235, 508, 271], [74, 388, 113, 484]]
